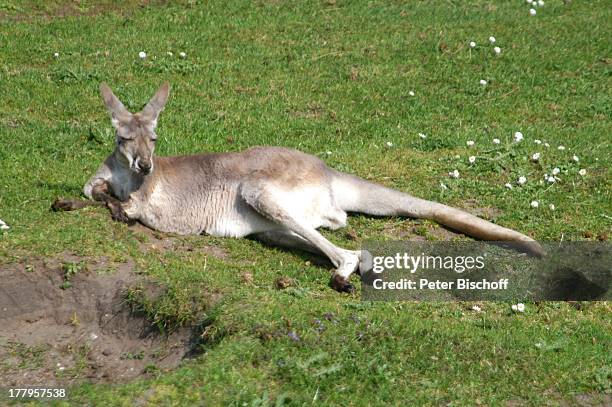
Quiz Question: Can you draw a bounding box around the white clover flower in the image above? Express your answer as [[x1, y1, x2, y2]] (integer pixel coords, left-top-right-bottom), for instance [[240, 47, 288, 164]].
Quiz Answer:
[[511, 304, 518, 311], [479, 79, 488, 86], [167, 51, 173, 56], [544, 143, 550, 147], [505, 183, 513, 189], [449, 169, 460, 179], [549, 204, 555, 210], [531, 152, 541, 161], [578, 169, 586, 176], [466, 140, 474, 147], [53, 52, 59, 58], [493, 46, 501, 55], [386, 141, 393, 147], [138, 51, 147, 59], [489, 36, 496, 44], [530, 8, 537, 16], [547, 176, 556, 183], [493, 138, 501, 144], [572, 155, 579, 162], [518, 176, 527, 185], [534, 139, 542, 144], [517, 303, 525, 312], [0, 224, 9, 231], [538, 0, 544, 6], [419, 133, 427, 139], [530, 200, 539, 208], [469, 41, 476, 48], [468, 156, 476, 164], [409, 90, 415, 96], [326, 151, 332, 155], [440, 183, 448, 190], [526, 0, 533, 4], [514, 131, 524, 142], [552, 168, 560, 175], [179, 52, 187, 58], [557, 145, 565, 150], [471, 305, 482, 312]]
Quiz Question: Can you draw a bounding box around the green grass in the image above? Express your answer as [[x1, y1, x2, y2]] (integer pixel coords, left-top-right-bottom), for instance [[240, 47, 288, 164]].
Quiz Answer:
[[0, 0, 611, 405]]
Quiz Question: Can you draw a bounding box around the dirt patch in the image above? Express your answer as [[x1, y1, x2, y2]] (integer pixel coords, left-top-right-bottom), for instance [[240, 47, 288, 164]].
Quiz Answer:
[[0, 258, 200, 387]]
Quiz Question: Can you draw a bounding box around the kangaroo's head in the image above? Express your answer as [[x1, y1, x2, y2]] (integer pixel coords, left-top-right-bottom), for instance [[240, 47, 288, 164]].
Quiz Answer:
[[99, 82, 170, 175]]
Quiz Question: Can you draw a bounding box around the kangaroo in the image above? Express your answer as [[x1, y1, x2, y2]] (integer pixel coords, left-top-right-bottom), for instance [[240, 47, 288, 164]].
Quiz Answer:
[[53, 82, 543, 292]]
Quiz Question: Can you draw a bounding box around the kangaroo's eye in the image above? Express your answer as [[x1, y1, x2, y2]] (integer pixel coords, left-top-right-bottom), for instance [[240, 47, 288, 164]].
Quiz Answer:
[[117, 136, 134, 146]]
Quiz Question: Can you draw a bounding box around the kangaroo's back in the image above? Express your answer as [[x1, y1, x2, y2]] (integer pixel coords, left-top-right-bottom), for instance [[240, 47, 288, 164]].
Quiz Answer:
[[147, 146, 330, 194]]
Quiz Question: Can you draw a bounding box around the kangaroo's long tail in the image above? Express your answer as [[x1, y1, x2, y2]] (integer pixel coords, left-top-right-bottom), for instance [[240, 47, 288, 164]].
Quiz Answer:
[[331, 171, 543, 256]]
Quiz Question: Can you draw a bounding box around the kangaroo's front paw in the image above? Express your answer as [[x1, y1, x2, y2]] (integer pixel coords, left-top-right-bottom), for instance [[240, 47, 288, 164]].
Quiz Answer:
[[107, 202, 132, 224], [330, 274, 355, 293]]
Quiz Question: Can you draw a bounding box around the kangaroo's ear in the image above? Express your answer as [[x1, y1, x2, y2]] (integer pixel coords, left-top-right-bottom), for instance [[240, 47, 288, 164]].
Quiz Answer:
[[141, 82, 170, 128], [100, 83, 131, 128]]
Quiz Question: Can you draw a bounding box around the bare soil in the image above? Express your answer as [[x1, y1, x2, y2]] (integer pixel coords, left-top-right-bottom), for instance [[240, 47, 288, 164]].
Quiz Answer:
[[0, 257, 199, 387]]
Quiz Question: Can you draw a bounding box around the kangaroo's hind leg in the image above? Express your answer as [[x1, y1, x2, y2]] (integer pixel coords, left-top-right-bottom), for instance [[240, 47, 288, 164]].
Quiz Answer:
[[241, 183, 361, 292]]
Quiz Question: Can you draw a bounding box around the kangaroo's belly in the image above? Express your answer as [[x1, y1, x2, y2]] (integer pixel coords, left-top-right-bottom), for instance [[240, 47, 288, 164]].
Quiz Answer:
[[132, 184, 275, 237], [201, 198, 274, 238], [128, 178, 347, 237]]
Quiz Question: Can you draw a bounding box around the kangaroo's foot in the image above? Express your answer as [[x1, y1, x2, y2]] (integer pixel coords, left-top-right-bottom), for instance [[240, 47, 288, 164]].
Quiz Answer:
[[330, 274, 355, 293], [329, 249, 361, 293]]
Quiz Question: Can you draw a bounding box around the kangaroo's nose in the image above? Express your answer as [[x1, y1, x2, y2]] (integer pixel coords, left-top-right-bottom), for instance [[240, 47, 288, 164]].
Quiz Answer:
[[140, 162, 152, 174]]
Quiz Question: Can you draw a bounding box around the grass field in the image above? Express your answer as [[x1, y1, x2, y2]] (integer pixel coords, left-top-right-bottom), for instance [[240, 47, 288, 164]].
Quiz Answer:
[[0, 0, 610, 405]]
